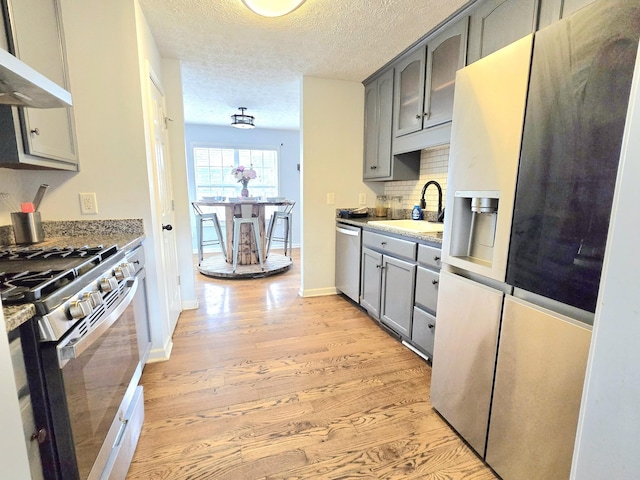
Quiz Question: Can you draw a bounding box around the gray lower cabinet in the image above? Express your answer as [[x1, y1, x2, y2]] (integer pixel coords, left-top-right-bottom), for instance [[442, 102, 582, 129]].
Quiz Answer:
[[467, 0, 539, 64], [360, 247, 383, 318], [410, 243, 441, 358], [360, 231, 443, 347], [360, 231, 418, 339], [379, 255, 416, 338], [0, 0, 78, 170], [411, 307, 436, 358]]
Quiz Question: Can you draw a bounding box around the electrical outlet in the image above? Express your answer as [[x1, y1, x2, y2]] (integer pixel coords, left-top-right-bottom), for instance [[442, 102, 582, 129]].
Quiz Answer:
[[359, 193, 367, 205], [79, 192, 98, 215], [327, 193, 335, 205]]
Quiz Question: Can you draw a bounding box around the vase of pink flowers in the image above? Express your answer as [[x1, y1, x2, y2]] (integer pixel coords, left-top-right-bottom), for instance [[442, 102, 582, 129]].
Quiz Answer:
[[231, 165, 257, 197]]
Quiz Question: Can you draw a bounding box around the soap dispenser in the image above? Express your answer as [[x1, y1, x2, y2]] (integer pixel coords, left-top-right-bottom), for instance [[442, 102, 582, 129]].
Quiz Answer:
[[411, 205, 423, 220]]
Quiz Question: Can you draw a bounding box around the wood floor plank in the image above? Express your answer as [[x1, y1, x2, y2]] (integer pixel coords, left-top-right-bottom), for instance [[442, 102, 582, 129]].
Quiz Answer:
[[127, 250, 497, 479]]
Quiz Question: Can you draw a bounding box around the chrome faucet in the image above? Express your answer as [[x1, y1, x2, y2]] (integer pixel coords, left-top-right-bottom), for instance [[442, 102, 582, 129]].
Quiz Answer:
[[420, 180, 444, 222]]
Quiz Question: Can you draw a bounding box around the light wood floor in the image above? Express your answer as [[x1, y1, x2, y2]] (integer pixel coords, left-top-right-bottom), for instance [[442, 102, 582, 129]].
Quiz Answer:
[[127, 250, 497, 480]]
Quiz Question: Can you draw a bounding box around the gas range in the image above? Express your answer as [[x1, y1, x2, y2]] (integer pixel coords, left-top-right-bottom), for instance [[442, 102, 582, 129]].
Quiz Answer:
[[0, 244, 132, 341]]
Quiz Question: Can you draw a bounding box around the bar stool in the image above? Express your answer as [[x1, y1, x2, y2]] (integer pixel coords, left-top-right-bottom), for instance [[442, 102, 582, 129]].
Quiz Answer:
[[192, 202, 226, 265], [232, 204, 264, 272], [266, 201, 295, 259]]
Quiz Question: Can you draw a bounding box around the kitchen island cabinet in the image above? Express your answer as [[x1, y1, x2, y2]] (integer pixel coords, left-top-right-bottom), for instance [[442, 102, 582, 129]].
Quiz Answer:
[[0, 0, 78, 171]]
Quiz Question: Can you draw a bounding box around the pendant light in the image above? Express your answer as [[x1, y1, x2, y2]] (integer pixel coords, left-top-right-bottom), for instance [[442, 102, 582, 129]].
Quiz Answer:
[[241, 0, 306, 18], [231, 107, 255, 129]]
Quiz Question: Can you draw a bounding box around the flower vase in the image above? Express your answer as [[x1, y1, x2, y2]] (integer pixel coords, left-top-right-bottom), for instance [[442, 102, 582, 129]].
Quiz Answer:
[[241, 181, 249, 198]]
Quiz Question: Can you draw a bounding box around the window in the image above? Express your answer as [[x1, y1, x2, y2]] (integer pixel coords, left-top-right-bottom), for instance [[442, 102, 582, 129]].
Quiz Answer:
[[194, 146, 279, 199]]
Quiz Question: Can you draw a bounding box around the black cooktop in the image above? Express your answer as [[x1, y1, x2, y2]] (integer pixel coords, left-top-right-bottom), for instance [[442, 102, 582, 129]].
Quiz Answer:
[[0, 245, 118, 305]]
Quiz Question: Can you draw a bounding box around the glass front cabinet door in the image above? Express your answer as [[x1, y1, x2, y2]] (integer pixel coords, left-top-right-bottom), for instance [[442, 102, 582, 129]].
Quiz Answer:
[[393, 17, 468, 138]]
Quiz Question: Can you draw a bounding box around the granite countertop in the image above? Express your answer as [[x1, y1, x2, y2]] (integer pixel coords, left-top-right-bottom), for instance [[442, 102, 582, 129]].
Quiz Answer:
[[2, 219, 145, 333], [336, 216, 443, 245]]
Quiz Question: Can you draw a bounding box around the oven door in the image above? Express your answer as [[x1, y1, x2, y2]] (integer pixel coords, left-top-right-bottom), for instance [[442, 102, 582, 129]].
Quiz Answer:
[[53, 276, 144, 480]]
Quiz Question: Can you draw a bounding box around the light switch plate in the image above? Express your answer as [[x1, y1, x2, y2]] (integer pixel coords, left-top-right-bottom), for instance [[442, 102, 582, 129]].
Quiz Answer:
[[359, 193, 367, 205], [327, 193, 335, 205]]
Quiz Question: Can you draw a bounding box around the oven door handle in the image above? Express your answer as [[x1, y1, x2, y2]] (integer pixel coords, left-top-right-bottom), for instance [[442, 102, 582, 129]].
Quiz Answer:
[[58, 277, 139, 366]]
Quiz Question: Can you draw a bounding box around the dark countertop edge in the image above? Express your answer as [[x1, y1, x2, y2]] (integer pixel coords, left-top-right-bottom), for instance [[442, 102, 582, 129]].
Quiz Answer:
[[336, 216, 443, 246], [3, 304, 36, 333], [3, 229, 146, 333]]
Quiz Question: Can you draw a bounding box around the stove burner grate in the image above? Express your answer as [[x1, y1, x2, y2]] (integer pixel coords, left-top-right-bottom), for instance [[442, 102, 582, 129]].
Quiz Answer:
[[0, 244, 119, 306]]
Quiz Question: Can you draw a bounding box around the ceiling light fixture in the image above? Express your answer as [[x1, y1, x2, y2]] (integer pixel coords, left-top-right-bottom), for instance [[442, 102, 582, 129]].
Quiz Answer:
[[241, 0, 306, 17], [231, 107, 255, 129]]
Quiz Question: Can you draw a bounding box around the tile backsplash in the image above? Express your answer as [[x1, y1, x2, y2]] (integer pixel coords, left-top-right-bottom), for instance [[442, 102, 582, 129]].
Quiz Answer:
[[383, 145, 449, 214]]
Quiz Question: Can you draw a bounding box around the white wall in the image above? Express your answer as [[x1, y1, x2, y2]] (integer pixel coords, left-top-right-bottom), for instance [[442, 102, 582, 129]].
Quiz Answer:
[[0, 0, 150, 223], [571, 47, 640, 480], [0, 0, 184, 362], [300, 76, 381, 297], [184, 124, 302, 247]]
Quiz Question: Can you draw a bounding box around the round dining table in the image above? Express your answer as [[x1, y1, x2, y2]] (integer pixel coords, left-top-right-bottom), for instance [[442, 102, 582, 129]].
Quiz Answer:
[[194, 198, 293, 278]]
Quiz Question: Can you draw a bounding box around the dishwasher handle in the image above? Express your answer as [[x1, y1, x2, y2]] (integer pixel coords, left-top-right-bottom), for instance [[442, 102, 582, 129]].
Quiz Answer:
[[336, 226, 360, 237]]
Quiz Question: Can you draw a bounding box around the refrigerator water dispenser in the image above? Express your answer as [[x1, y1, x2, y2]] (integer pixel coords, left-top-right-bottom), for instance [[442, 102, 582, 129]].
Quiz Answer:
[[449, 191, 500, 268]]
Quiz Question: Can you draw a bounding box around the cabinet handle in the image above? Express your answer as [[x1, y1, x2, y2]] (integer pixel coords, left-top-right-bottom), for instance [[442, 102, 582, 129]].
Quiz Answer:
[[432, 279, 439, 285], [428, 324, 435, 329], [30, 128, 40, 136], [380, 242, 386, 246], [415, 114, 421, 119], [434, 256, 440, 261], [31, 428, 47, 444], [371, 165, 377, 170]]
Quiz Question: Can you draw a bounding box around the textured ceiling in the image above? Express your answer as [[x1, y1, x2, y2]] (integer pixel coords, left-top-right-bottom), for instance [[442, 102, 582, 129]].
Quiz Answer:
[[138, 0, 469, 130]]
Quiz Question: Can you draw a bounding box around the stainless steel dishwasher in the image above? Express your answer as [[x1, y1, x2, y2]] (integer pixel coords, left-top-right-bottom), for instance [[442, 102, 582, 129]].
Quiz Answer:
[[335, 223, 361, 302]]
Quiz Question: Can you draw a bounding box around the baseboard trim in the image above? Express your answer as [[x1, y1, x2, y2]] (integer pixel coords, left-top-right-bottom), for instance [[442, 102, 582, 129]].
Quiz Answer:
[[299, 287, 338, 298], [146, 339, 174, 363], [182, 299, 199, 310]]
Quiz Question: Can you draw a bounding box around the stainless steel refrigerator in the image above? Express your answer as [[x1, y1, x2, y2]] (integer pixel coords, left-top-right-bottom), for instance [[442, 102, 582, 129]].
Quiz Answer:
[[431, 1, 640, 478]]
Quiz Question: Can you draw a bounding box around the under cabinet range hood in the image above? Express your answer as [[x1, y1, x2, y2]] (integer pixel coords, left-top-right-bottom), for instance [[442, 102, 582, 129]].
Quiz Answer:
[[0, 48, 71, 108]]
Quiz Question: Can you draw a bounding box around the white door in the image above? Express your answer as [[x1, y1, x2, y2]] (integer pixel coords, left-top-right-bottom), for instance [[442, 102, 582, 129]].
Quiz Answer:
[[149, 73, 181, 335]]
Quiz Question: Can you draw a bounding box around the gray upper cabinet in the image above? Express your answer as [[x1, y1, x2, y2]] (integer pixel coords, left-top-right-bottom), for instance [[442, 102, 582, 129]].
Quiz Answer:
[[538, 0, 597, 28], [363, 68, 394, 179], [393, 46, 426, 138], [394, 18, 468, 137], [0, 0, 78, 171], [423, 19, 468, 130], [392, 16, 468, 154], [467, 0, 539, 64]]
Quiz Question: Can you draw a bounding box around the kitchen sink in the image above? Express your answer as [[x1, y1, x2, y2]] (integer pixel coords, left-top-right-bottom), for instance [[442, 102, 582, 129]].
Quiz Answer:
[[368, 219, 444, 233]]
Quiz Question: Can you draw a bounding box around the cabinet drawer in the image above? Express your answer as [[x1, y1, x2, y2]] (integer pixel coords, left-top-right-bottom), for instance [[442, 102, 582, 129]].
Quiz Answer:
[[417, 244, 442, 269], [415, 266, 439, 313], [412, 307, 436, 358], [363, 230, 416, 261]]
